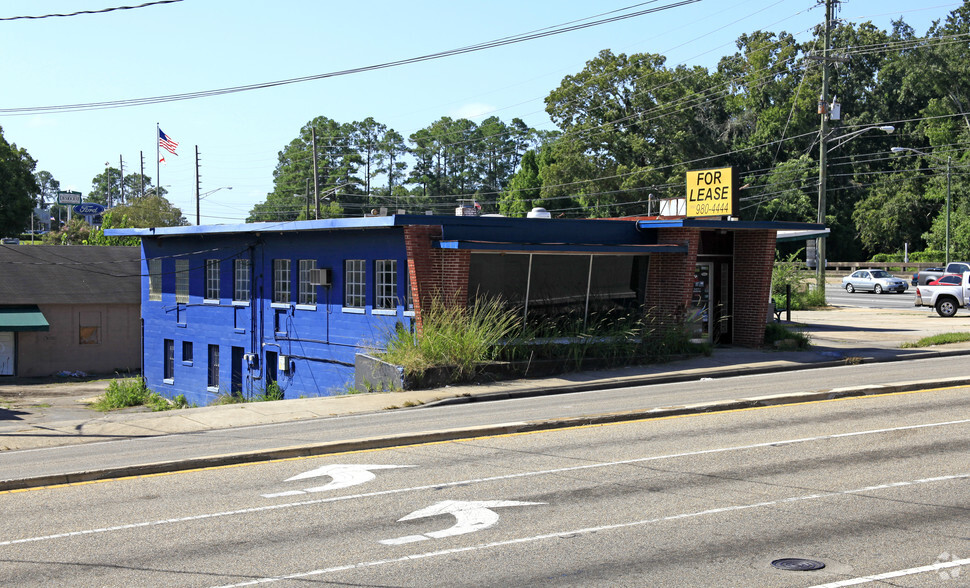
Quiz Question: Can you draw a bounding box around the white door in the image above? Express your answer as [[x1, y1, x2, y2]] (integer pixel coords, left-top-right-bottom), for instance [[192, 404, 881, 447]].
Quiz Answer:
[[0, 332, 13, 375]]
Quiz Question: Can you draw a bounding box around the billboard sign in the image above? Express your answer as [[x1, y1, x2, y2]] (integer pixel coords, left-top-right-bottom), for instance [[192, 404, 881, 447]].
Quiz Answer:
[[57, 191, 82, 205], [685, 167, 738, 218]]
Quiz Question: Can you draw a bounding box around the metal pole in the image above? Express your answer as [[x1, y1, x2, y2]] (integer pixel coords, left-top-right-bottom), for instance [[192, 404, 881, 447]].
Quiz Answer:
[[946, 155, 951, 265], [311, 127, 320, 220], [195, 145, 201, 225]]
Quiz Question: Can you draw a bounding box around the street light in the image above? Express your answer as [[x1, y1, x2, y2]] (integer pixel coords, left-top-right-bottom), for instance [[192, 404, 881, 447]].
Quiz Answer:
[[197, 186, 232, 225], [891, 147, 952, 264], [816, 124, 895, 296]]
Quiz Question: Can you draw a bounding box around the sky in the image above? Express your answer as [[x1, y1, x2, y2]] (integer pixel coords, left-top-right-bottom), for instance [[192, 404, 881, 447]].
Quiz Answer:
[[0, 0, 960, 225]]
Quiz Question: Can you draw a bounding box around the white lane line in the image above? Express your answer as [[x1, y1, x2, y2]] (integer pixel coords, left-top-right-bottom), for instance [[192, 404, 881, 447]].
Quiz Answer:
[[3, 417, 968, 547], [807, 557, 970, 587], [210, 473, 970, 587]]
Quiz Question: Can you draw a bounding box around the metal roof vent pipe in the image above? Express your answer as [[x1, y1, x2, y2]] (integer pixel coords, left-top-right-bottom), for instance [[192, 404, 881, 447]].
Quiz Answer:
[[527, 207, 551, 219]]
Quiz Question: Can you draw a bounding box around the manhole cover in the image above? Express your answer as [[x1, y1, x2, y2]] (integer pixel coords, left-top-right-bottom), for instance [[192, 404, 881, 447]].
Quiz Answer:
[[771, 558, 826, 571]]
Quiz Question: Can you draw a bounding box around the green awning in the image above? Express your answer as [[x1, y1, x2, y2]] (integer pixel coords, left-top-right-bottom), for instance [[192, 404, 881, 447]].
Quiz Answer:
[[0, 306, 50, 332]]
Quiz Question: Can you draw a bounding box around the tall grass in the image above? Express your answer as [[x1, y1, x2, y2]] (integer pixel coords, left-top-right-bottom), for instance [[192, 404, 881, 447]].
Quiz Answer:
[[381, 297, 521, 380]]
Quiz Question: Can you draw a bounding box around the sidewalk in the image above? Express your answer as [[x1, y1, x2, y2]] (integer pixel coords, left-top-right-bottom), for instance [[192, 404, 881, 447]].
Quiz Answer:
[[2, 305, 970, 455]]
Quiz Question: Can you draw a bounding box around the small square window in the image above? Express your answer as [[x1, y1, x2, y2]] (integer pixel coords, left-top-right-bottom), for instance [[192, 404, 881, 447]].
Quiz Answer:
[[182, 341, 193, 363]]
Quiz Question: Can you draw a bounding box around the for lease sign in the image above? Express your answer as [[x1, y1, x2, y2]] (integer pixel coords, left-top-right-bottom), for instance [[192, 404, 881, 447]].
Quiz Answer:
[[685, 167, 738, 218]]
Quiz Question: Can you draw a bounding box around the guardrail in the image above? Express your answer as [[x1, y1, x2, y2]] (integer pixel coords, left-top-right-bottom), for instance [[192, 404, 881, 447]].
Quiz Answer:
[[777, 261, 941, 277]]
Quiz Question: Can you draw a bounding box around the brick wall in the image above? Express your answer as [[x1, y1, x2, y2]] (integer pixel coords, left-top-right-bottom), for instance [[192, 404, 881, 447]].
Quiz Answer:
[[732, 230, 776, 347], [403, 225, 470, 333], [644, 228, 700, 336]]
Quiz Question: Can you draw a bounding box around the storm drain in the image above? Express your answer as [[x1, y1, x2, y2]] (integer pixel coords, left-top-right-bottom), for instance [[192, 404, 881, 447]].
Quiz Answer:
[[771, 558, 826, 571]]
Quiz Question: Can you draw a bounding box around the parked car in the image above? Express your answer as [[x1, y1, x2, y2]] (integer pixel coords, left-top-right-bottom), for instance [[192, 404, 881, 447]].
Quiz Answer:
[[927, 274, 963, 286], [914, 262, 970, 285], [842, 269, 909, 294], [915, 273, 970, 317]]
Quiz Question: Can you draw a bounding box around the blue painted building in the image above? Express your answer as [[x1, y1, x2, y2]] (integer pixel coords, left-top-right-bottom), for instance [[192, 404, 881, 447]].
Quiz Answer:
[[109, 213, 821, 405]]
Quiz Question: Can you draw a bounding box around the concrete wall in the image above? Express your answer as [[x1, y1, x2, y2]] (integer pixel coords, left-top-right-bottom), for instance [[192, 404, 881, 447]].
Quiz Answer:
[[15, 303, 141, 377]]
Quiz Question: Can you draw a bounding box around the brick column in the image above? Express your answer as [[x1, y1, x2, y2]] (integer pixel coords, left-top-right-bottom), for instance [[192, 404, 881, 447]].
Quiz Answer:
[[732, 230, 776, 347], [644, 228, 700, 336], [403, 225, 470, 333]]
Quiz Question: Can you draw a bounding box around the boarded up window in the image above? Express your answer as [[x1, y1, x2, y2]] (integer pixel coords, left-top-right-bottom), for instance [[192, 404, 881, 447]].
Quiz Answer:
[[79, 311, 102, 345]]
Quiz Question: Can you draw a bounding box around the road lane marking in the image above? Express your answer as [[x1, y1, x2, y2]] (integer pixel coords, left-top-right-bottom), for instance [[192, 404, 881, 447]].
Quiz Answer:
[[380, 500, 545, 544], [209, 473, 970, 587], [2, 417, 968, 546], [261, 464, 415, 497], [806, 557, 970, 587]]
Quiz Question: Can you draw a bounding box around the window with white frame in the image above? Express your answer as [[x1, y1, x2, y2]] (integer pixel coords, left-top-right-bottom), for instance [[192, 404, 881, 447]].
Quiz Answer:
[[175, 259, 189, 303], [149, 258, 162, 301], [205, 259, 220, 301], [375, 259, 397, 311], [299, 259, 318, 306], [273, 259, 291, 304], [234, 259, 250, 302], [344, 259, 365, 308]]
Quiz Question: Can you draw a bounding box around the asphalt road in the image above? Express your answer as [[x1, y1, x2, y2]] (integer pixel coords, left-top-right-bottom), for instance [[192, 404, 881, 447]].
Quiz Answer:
[[4, 354, 970, 484], [822, 286, 921, 311], [2, 384, 966, 587]]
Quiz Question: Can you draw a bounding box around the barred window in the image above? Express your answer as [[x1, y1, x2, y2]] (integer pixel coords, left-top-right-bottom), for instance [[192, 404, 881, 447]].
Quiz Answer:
[[234, 259, 250, 302], [273, 259, 291, 304], [344, 259, 365, 308], [299, 259, 318, 305], [205, 259, 220, 301], [375, 259, 397, 310], [175, 259, 189, 303], [149, 258, 162, 301]]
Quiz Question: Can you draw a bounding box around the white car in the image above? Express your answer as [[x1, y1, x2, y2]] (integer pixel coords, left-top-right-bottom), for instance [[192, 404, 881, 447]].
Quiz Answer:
[[842, 269, 909, 294]]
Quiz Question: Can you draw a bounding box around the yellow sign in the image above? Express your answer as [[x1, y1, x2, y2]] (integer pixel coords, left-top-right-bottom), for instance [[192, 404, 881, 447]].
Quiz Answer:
[[685, 167, 737, 217]]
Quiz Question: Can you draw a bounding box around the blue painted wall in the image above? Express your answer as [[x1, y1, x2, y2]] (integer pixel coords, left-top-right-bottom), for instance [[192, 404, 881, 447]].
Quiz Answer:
[[141, 227, 412, 406]]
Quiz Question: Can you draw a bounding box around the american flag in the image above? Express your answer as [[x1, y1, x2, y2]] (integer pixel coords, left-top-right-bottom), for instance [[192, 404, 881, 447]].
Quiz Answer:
[[158, 128, 179, 155]]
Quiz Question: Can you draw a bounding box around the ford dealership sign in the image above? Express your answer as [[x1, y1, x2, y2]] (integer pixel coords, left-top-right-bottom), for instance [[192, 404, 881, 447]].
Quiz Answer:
[[74, 203, 106, 215]]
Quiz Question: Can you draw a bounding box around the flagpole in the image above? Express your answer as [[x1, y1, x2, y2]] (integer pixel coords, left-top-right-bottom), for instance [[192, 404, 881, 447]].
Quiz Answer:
[[156, 123, 160, 197]]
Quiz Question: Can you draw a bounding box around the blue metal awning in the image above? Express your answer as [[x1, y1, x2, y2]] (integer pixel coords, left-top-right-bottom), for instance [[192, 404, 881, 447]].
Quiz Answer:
[[637, 218, 826, 231], [436, 240, 687, 254]]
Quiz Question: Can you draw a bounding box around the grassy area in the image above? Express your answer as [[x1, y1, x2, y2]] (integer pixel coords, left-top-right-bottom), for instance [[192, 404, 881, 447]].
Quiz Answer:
[[900, 332, 970, 348], [90, 377, 190, 412], [763, 322, 811, 350]]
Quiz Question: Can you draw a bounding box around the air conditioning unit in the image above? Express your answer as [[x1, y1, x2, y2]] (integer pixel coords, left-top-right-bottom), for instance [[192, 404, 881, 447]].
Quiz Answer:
[[308, 268, 332, 286]]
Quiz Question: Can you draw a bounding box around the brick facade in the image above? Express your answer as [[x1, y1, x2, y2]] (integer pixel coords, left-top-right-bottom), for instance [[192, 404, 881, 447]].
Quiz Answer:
[[732, 230, 777, 346], [644, 228, 700, 336], [403, 225, 470, 333]]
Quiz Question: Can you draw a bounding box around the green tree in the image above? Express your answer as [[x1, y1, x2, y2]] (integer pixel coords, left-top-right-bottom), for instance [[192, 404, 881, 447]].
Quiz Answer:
[[0, 126, 39, 237]]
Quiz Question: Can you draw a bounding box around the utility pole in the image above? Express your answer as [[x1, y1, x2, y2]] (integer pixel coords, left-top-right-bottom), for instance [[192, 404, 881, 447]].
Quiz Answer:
[[119, 155, 125, 205], [815, 0, 838, 298], [305, 178, 311, 220], [311, 127, 320, 219], [195, 145, 201, 225], [140, 151, 145, 197]]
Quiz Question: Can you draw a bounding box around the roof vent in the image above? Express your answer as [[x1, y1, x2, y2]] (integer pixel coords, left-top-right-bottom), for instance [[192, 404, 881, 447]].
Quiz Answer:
[[527, 207, 551, 219]]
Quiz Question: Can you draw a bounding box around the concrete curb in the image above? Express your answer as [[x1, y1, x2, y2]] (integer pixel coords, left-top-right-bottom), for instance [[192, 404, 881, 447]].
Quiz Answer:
[[4, 373, 969, 493]]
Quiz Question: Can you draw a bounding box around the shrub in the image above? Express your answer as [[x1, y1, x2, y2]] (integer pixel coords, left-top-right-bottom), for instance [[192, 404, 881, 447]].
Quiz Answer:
[[91, 377, 180, 412], [382, 296, 521, 380], [763, 322, 811, 349]]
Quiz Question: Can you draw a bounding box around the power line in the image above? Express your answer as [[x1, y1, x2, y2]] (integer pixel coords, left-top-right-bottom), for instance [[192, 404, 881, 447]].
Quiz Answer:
[[0, 0, 182, 21]]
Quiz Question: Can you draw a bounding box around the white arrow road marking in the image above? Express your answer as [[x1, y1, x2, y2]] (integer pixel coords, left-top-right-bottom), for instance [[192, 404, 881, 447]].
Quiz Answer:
[[380, 500, 545, 545], [262, 464, 415, 498]]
